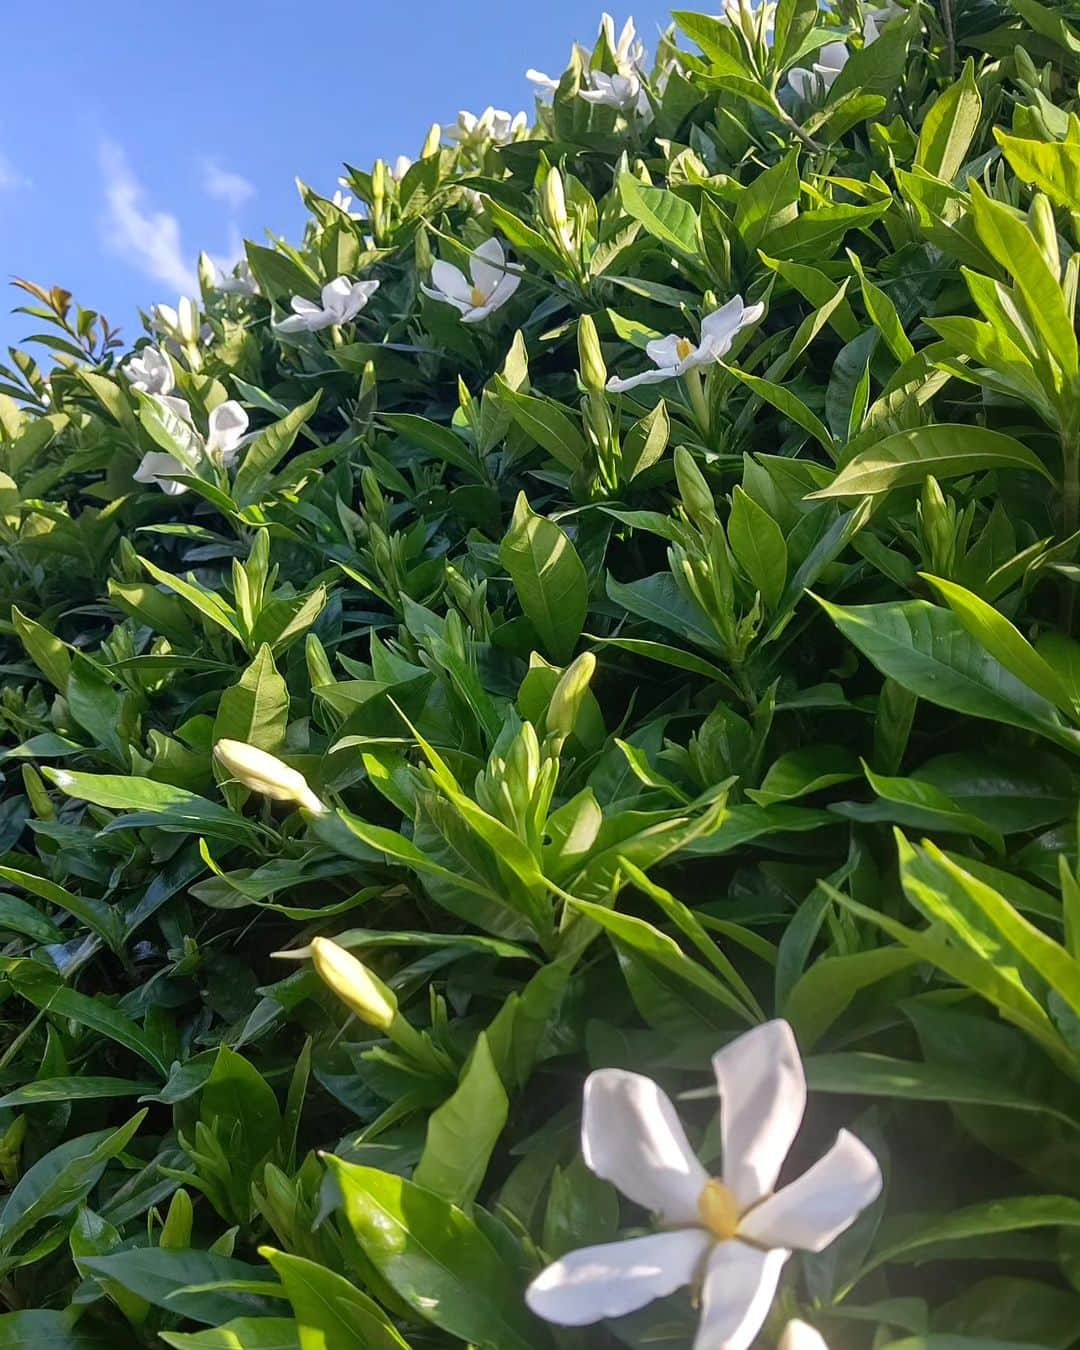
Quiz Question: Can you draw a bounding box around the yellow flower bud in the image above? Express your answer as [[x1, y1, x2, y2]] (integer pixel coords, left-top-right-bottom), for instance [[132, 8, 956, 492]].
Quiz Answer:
[[577, 314, 608, 393], [310, 937, 398, 1032], [212, 740, 326, 815]]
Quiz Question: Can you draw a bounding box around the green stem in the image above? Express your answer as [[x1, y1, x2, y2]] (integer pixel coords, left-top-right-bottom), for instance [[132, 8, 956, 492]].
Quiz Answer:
[[1063, 437, 1079, 631]]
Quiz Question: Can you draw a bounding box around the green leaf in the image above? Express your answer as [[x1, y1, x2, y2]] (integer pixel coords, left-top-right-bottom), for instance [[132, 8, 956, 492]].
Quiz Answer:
[[0, 865, 123, 953], [0, 1077, 154, 1109], [325, 1158, 536, 1350], [618, 173, 700, 256], [381, 412, 484, 482], [733, 149, 800, 254], [814, 596, 1080, 752], [261, 1248, 409, 1350], [917, 58, 982, 182], [785, 946, 920, 1047], [831, 762, 1007, 854], [922, 573, 1076, 714], [232, 393, 321, 506], [997, 128, 1080, 212], [11, 606, 70, 692], [0, 1113, 146, 1252], [213, 644, 289, 754], [413, 1032, 508, 1206], [160, 1320, 300, 1350], [0, 1311, 117, 1349], [43, 768, 260, 845], [808, 425, 1052, 498], [500, 491, 588, 662], [747, 744, 861, 806], [727, 485, 790, 613], [77, 1249, 281, 1325], [495, 383, 587, 472]]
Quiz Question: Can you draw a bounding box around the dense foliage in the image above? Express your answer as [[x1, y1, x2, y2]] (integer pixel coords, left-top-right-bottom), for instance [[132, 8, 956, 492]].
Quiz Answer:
[[3, 1, 1080, 1345]]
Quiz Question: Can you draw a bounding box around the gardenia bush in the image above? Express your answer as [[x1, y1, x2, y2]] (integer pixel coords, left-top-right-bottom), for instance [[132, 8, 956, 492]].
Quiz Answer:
[[3, 1, 1080, 1345]]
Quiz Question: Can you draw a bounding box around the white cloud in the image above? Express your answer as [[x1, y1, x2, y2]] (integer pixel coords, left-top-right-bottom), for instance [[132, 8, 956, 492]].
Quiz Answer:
[[99, 140, 198, 294], [200, 156, 255, 211], [0, 152, 29, 192]]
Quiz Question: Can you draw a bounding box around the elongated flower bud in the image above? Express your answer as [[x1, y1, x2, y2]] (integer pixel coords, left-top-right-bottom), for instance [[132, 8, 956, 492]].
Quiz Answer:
[[1028, 192, 1060, 277], [213, 740, 326, 815], [674, 446, 716, 528], [577, 314, 607, 393], [547, 651, 597, 739], [543, 167, 568, 231], [310, 937, 397, 1031]]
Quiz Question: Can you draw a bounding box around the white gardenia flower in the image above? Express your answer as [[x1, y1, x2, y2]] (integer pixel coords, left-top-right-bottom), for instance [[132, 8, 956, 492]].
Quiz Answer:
[[601, 12, 647, 73], [133, 398, 249, 495], [444, 107, 527, 148], [526, 1021, 882, 1350], [273, 276, 379, 334], [213, 261, 259, 296], [391, 155, 413, 182], [150, 296, 200, 345], [422, 238, 522, 323], [780, 1321, 829, 1350], [124, 346, 174, 396], [607, 296, 765, 393], [526, 68, 561, 101], [788, 15, 878, 99], [579, 70, 650, 115]]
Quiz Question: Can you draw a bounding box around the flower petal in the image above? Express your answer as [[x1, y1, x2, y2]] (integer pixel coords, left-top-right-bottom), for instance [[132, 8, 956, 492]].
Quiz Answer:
[[430, 260, 473, 305], [469, 237, 507, 297], [421, 282, 473, 315], [582, 1068, 709, 1224], [700, 297, 749, 350], [274, 313, 315, 334], [713, 1020, 806, 1210], [606, 367, 678, 392], [737, 1129, 882, 1253], [787, 66, 813, 99], [693, 1242, 789, 1350], [134, 451, 188, 496], [321, 276, 354, 312], [526, 1230, 711, 1327], [207, 401, 249, 453], [779, 1320, 830, 1350], [646, 334, 684, 369]]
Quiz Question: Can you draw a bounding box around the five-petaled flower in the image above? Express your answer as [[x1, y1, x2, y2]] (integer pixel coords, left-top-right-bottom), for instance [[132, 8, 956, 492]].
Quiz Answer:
[[422, 238, 521, 323], [525, 1020, 882, 1350], [124, 346, 174, 396], [134, 398, 249, 496], [444, 107, 527, 149], [788, 15, 879, 99], [273, 277, 379, 334], [606, 296, 764, 392], [580, 70, 650, 114]]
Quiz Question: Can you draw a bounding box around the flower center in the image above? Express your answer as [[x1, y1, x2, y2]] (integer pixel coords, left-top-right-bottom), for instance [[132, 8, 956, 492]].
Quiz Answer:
[[676, 337, 695, 361], [698, 1178, 741, 1241], [470, 285, 487, 307]]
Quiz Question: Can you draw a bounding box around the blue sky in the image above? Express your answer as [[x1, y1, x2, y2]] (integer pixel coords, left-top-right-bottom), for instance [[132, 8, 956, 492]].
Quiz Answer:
[[0, 1, 674, 356]]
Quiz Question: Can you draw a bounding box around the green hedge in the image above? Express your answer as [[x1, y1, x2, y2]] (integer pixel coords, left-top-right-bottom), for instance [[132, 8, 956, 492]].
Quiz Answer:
[[2, 3, 1080, 1347]]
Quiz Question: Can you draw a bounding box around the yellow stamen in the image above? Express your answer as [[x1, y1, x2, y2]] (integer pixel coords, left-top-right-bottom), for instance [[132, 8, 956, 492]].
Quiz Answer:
[[470, 286, 487, 307], [676, 337, 695, 361], [698, 1179, 740, 1241]]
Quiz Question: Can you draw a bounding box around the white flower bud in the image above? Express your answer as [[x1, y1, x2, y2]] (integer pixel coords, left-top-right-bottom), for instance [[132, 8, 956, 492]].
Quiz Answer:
[[310, 937, 397, 1031], [212, 739, 326, 815]]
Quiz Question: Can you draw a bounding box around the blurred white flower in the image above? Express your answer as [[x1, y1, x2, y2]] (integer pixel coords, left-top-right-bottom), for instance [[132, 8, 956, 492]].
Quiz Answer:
[[444, 107, 527, 148], [788, 15, 878, 99], [607, 296, 764, 392], [601, 12, 647, 73], [392, 155, 413, 181], [212, 260, 259, 296], [422, 238, 521, 323], [150, 296, 200, 345], [124, 346, 174, 396], [273, 277, 379, 334], [526, 68, 560, 101], [780, 1321, 830, 1350], [579, 70, 650, 115], [865, 0, 903, 24], [133, 398, 249, 495], [526, 1021, 882, 1350]]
